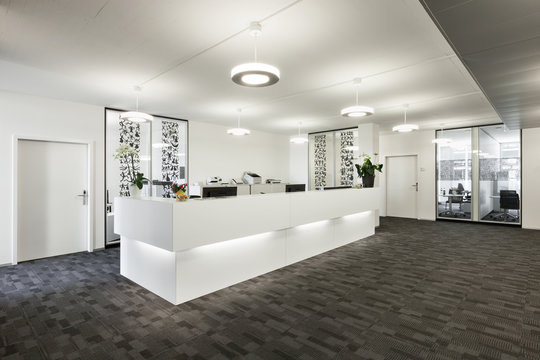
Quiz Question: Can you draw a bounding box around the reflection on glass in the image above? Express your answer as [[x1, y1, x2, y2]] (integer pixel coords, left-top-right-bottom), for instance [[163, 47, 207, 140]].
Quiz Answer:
[[436, 128, 472, 220], [478, 125, 520, 224]]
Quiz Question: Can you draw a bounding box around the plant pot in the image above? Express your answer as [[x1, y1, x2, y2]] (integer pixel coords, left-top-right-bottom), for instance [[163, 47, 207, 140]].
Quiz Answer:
[[130, 184, 142, 198], [362, 176, 375, 188]]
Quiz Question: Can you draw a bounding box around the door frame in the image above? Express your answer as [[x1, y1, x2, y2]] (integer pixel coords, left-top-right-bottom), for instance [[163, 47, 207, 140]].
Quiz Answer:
[[11, 135, 94, 265], [385, 154, 419, 219]]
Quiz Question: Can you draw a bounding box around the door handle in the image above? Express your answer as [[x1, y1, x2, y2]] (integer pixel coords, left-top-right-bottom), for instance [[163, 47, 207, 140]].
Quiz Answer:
[[411, 183, 418, 192], [77, 190, 87, 205]]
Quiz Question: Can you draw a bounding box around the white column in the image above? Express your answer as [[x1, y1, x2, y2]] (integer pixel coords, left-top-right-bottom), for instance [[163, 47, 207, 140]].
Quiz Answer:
[[357, 123, 380, 224], [357, 123, 380, 157]]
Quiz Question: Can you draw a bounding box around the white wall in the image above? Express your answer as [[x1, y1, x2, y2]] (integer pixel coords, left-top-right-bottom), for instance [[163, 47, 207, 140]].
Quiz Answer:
[[289, 141, 308, 185], [379, 130, 436, 220], [522, 128, 540, 230], [189, 120, 290, 185], [0, 91, 104, 264]]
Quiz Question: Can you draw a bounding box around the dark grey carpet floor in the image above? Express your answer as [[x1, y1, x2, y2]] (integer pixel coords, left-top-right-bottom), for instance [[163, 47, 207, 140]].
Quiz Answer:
[[2, 217, 540, 359]]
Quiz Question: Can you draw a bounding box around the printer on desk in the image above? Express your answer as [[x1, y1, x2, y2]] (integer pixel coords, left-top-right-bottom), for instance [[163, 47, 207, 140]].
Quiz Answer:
[[242, 171, 262, 184]]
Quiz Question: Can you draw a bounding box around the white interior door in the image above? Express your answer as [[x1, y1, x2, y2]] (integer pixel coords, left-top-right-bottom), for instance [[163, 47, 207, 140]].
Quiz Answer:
[[386, 155, 418, 219], [18, 140, 88, 262]]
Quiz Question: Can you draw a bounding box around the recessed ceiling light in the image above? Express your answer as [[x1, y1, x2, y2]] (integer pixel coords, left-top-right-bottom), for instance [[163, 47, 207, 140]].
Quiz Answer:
[[231, 22, 280, 87], [341, 78, 374, 118]]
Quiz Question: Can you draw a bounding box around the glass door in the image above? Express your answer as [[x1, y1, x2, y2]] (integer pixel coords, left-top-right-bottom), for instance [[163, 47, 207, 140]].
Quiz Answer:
[[478, 125, 521, 224], [436, 128, 472, 220]]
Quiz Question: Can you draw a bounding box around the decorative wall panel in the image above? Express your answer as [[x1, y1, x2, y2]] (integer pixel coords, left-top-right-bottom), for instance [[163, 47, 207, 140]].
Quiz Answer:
[[338, 130, 355, 186], [118, 119, 141, 197], [313, 134, 328, 187], [308, 128, 358, 190]]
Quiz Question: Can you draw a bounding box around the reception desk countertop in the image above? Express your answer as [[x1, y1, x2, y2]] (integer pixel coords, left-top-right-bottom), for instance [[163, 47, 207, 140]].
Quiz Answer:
[[115, 188, 380, 304]]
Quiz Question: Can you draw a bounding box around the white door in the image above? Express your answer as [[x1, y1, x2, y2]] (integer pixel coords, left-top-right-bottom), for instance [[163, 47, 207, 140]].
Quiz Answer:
[[386, 155, 418, 218], [18, 140, 88, 262]]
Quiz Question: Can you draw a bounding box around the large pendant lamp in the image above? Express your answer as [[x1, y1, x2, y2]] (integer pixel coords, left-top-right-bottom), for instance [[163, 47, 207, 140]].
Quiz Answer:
[[341, 78, 374, 118], [231, 22, 280, 87], [392, 104, 418, 132], [119, 86, 154, 123], [227, 109, 251, 136], [290, 121, 308, 144]]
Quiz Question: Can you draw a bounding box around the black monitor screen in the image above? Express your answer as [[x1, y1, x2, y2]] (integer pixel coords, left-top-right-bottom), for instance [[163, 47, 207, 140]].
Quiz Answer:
[[286, 184, 306, 192], [202, 186, 238, 198]]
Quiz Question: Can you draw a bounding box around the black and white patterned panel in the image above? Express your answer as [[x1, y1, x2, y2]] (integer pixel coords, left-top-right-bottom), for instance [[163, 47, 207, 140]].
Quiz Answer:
[[314, 134, 327, 187], [161, 120, 180, 198], [118, 119, 141, 197], [339, 131, 354, 186]]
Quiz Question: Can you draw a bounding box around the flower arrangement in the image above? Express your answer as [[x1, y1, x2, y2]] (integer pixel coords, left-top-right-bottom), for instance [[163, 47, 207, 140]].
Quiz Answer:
[[113, 145, 148, 190], [172, 183, 188, 201]]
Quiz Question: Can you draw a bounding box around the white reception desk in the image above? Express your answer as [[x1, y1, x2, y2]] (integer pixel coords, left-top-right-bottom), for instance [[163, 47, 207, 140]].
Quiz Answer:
[[115, 188, 380, 305]]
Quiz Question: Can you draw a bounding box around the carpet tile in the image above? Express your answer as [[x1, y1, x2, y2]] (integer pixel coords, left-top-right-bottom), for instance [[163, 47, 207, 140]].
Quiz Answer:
[[1, 217, 540, 359]]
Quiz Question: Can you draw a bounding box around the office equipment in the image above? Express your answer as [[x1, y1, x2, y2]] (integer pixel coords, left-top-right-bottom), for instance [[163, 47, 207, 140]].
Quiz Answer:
[[242, 172, 262, 184], [266, 179, 281, 184], [286, 184, 306, 192], [206, 177, 222, 185], [202, 186, 237, 198]]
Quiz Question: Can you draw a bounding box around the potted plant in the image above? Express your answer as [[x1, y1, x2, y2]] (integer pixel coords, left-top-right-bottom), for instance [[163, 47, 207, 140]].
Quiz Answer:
[[113, 145, 148, 197], [355, 153, 383, 188]]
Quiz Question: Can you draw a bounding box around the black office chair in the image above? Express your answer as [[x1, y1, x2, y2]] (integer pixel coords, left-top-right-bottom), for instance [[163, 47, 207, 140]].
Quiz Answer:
[[498, 190, 520, 222], [446, 183, 464, 212]]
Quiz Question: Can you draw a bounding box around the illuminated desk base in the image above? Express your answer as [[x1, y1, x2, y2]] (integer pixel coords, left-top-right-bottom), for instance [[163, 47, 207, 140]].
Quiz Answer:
[[116, 189, 379, 305]]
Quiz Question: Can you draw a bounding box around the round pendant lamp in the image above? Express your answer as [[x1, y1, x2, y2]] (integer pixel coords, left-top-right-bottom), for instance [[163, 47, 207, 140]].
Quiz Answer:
[[227, 109, 251, 136], [290, 121, 308, 144], [392, 105, 418, 132], [120, 87, 153, 123], [341, 78, 374, 118], [231, 22, 280, 87]]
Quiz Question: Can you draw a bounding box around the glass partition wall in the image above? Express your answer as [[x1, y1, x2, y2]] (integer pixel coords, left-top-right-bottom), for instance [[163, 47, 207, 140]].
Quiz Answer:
[[105, 108, 188, 246], [436, 125, 521, 224], [436, 128, 472, 220], [478, 125, 521, 223]]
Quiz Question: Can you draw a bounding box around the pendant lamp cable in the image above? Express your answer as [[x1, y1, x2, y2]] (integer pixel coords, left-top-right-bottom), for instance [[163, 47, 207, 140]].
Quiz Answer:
[[402, 104, 409, 125], [237, 109, 242, 128], [253, 35, 258, 62]]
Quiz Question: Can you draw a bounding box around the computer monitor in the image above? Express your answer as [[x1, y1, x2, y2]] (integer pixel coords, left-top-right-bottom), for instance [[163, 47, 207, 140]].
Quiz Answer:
[[202, 186, 237, 198], [285, 184, 306, 192]]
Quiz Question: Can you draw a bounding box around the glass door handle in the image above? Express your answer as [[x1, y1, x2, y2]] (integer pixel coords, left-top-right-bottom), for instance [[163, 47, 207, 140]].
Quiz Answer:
[[411, 183, 418, 191]]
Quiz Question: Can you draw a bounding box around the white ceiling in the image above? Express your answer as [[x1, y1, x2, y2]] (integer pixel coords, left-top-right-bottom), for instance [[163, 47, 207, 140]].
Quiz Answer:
[[0, 0, 502, 135]]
